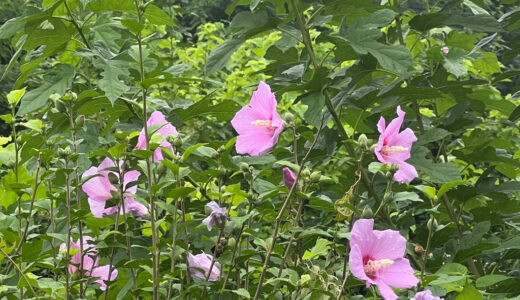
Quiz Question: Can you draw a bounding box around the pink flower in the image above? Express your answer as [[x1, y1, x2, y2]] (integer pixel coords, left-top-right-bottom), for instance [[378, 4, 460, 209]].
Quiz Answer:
[[374, 106, 418, 183], [82, 158, 148, 218], [59, 236, 118, 291], [282, 167, 297, 189], [442, 46, 449, 54], [231, 81, 284, 156], [136, 111, 179, 162], [349, 219, 418, 300], [202, 201, 227, 231], [412, 290, 443, 300], [187, 252, 220, 282]]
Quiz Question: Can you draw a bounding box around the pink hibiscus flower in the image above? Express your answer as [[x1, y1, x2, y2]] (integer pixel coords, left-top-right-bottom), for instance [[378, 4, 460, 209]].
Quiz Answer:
[[202, 201, 227, 231], [374, 106, 418, 183], [82, 157, 148, 218], [412, 290, 443, 300], [231, 81, 284, 156], [349, 219, 418, 300], [59, 236, 118, 290], [187, 252, 220, 282], [136, 111, 179, 162]]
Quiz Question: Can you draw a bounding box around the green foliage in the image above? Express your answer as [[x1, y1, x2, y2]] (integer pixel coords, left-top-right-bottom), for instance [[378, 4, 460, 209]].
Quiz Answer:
[[0, 0, 519, 299]]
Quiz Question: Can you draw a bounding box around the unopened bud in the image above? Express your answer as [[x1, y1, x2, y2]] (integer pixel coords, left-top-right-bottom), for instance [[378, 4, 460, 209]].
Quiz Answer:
[[217, 145, 225, 154], [361, 206, 373, 219], [284, 112, 295, 124], [282, 167, 297, 189], [427, 218, 438, 231], [157, 163, 167, 176], [219, 166, 227, 177], [414, 243, 424, 256], [239, 162, 249, 173], [75, 115, 85, 128], [358, 134, 368, 150], [301, 168, 311, 181], [56, 100, 67, 113], [310, 171, 321, 183], [383, 192, 393, 203], [390, 164, 399, 173], [173, 136, 182, 148]]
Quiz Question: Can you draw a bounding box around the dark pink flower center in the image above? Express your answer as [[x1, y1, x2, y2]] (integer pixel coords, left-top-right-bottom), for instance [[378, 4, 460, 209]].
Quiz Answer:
[[363, 256, 394, 277]]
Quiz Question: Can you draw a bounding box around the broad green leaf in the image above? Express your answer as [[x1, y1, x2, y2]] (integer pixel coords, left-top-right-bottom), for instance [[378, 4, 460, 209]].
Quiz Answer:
[[476, 275, 511, 288], [302, 238, 332, 260], [231, 288, 250, 299], [17, 64, 75, 115], [92, 58, 130, 105], [6, 88, 26, 106], [408, 147, 462, 184], [144, 4, 173, 26], [443, 49, 467, 78], [205, 38, 245, 75], [455, 283, 482, 300], [87, 0, 135, 12], [437, 180, 466, 199]]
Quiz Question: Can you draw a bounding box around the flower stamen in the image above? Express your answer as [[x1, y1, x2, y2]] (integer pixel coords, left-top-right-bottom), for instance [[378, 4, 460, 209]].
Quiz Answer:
[[364, 258, 394, 276], [251, 119, 275, 130], [381, 145, 409, 156]]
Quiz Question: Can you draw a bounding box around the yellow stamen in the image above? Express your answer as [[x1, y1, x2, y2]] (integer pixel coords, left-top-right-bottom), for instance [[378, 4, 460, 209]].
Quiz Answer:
[[381, 145, 408, 156], [364, 259, 394, 276], [251, 120, 274, 129]]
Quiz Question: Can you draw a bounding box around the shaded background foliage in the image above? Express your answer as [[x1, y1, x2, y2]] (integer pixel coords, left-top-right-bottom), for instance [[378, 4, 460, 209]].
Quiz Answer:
[[0, 0, 520, 299]]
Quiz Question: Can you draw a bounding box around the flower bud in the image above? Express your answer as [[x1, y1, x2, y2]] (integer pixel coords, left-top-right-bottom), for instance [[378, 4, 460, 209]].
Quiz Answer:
[[389, 164, 399, 174], [173, 136, 182, 148], [427, 218, 438, 231], [284, 112, 295, 124], [239, 162, 250, 173], [361, 206, 373, 219], [219, 166, 227, 177], [56, 100, 67, 113], [414, 243, 424, 256], [282, 167, 297, 189], [157, 163, 167, 176], [358, 134, 368, 150], [310, 171, 321, 183], [301, 168, 311, 181], [74, 115, 85, 128], [217, 145, 225, 154], [108, 173, 119, 185], [383, 192, 393, 203], [442, 46, 449, 54]]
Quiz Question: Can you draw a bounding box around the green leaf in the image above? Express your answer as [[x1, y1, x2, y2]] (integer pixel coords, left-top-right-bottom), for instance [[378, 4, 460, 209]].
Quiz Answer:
[[7, 88, 26, 106], [17, 64, 75, 115], [443, 49, 467, 78], [408, 146, 462, 184], [231, 288, 250, 299], [92, 57, 130, 105], [87, 0, 135, 12], [455, 283, 482, 300], [175, 96, 240, 122], [205, 38, 245, 75], [476, 275, 511, 288], [437, 180, 467, 199], [302, 238, 332, 260], [144, 4, 173, 26], [416, 128, 452, 146]]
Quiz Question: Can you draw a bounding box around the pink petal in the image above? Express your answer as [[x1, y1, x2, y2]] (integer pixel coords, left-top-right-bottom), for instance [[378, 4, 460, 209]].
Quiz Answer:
[[97, 158, 116, 177], [206, 201, 221, 212], [91, 265, 118, 290], [374, 279, 398, 300], [123, 170, 140, 194], [377, 258, 418, 289], [377, 116, 386, 134], [350, 219, 375, 257], [349, 244, 370, 282], [137, 111, 178, 150], [235, 132, 275, 157], [249, 81, 277, 120], [393, 161, 418, 183], [386, 128, 417, 150], [370, 229, 407, 260], [82, 167, 115, 202], [124, 197, 148, 217], [258, 125, 283, 156], [231, 105, 274, 136], [282, 167, 297, 189], [88, 198, 109, 218], [381, 106, 405, 143]]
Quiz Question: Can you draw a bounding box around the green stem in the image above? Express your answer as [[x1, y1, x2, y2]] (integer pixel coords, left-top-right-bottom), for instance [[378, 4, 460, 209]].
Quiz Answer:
[[63, 0, 91, 49], [0, 248, 38, 299]]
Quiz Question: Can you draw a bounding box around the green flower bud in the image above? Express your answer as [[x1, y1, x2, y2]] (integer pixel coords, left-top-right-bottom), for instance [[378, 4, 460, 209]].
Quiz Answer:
[[301, 168, 311, 181], [217, 145, 226, 154], [361, 206, 373, 219], [219, 166, 227, 177], [239, 162, 250, 173], [358, 134, 368, 150], [310, 171, 322, 183], [383, 192, 393, 203], [55, 100, 67, 113], [427, 218, 438, 231], [284, 112, 295, 124], [173, 136, 183, 148], [75, 115, 85, 128], [157, 163, 167, 176]]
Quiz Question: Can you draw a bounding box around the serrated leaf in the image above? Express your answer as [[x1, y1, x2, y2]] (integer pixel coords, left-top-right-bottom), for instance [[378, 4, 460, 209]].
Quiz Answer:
[[205, 38, 245, 75], [302, 238, 332, 260], [93, 58, 130, 105]]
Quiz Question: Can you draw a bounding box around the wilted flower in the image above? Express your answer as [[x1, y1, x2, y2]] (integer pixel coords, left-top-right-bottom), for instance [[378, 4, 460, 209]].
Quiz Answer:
[[349, 219, 418, 300], [231, 81, 284, 156], [412, 290, 443, 300], [374, 106, 418, 183], [82, 158, 148, 218], [282, 167, 297, 188], [187, 252, 220, 282], [136, 111, 179, 162], [59, 236, 117, 291], [442, 46, 449, 54], [202, 201, 226, 231]]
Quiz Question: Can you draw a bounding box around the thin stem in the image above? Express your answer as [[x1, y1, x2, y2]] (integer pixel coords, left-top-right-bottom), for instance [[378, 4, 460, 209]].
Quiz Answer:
[[253, 115, 325, 300], [420, 215, 434, 284], [0, 248, 38, 299], [205, 230, 224, 281], [134, 0, 160, 297], [181, 195, 192, 295], [103, 200, 122, 300], [65, 157, 72, 300], [48, 179, 57, 280], [167, 198, 179, 299], [292, 126, 298, 165], [63, 0, 91, 49]]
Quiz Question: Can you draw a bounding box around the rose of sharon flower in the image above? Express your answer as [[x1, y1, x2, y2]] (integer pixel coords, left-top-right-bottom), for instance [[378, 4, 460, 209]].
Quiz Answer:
[[82, 158, 148, 218], [442, 46, 449, 54], [374, 106, 418, 183], [202, 201, 227, 231], [59, 236, 118, 291], [187, 252, 220, 282], [349, 219, 418, 300], [412, 290, 443, 300], [136, 111, 179, 162], [282, 167, 297, 189], [231, 81, 284, 156]]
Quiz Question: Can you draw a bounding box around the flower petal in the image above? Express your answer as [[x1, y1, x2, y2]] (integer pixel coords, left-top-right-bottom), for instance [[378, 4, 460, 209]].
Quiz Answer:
[[377, 258, 418, 289], [350, 219, 375, 257], [123, 170, 140, 194], [370, 229, 407, 260], [374, 279, 399, 300], [249, 81, 277, 120], [393, 161, 418, 183], [381, 106, 405, 143], [235, 132, 275, 157], [88, 198, 109, 218], [124, 197, 149, 217], [349, 244, 370, 282]]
